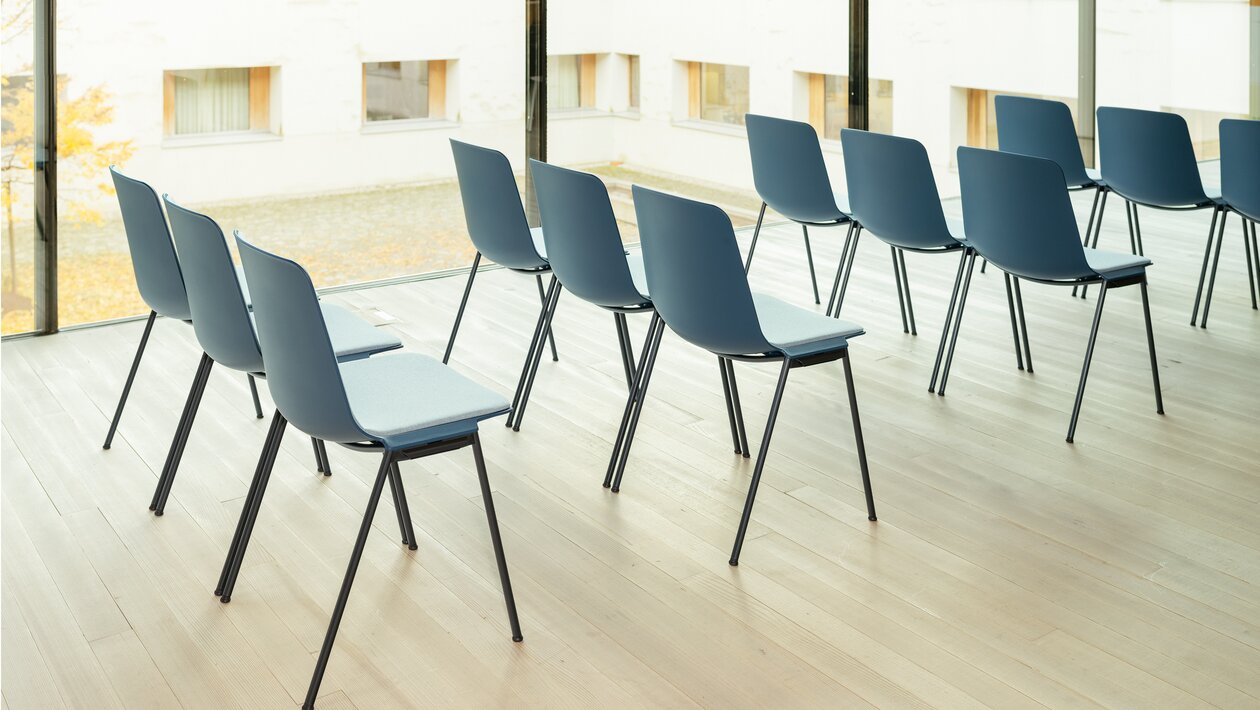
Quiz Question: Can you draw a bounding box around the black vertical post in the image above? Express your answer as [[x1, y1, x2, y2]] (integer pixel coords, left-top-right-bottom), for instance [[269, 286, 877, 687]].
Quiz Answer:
[[525, 0, 547, 227], [1078, 0, 1097, 167], [847, 0, 868, 130], [34, 0, 57, 334]]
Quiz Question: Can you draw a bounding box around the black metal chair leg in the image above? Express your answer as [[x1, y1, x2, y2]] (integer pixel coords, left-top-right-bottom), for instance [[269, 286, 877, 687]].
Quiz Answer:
[[1200, 209, 1229, 329], [508, 275, 559, 426], [898, 249, 917, 335], [1139, 279, 1164, 415], [1003, 273, 1025, 371], [471, 433, 524, 642], [842, 352, 877, 521], [1013, 277, 1033, 373], [1252, 221, 1259, 306], [536, 274, 559, 362], [217, 412, 286, 598], [302, 453, 394, 709], [611, 316, 666, 492], [1079, 190, 1110, 299], [247, 374, 264, 419], [744, 202, 767, 274], [980, 258, 987, 274], [1242, 217, 1258, 310], [719, 358, 741, 455], [511, 279, 562, 431], [604, 313, 661, 488], [312, 438, 325, 474], [614, 313, 635, 391], [389, 462, 418, 551], [104, 310, 156, 449], [938, 252, 977, 397], [1069, 187, 1100, 298], [891, 246, 910, 334], [929, 249, 968, 392], [443, 252, 481, 365], [832, 226, 862, 318], [319, 438, 332, 475], [1132, 203, 1145, 257], [152, 353, 215, 515], [803, 225, 820, 304], [729, 359, 791, 566], [827, 223, 856, 317], [1190, 207, 1220, 325], [1125, 200, 1138, 255], [1067, 282, 1108, 443], [725, 358, 750, 458]]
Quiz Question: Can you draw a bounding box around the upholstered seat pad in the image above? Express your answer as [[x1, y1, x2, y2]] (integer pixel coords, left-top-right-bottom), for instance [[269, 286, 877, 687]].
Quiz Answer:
[[340, 353, 510, 439], [753, 293, 864, 348], [945, 216, 967, 243], [320, 303, 402, 359], [530, 226, 548, 261], [1083, 248, 1151, 276], [625, 250, 651, 300]]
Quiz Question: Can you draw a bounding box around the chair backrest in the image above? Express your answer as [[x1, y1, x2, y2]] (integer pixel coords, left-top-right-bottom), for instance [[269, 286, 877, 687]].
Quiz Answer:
[[529, 160, 646, 309], [236, 235, 368, 444], [450, 140, 547, 270], [1220, 118, 1260, 222], [632, 185, 774, 356], [1097, 106, 1207, 208], [110, 167, 191, 320], [745, 113, 843, 223], [164, 197, 262, 372], [957, 147, 1094, 282], [840, 129, 957, 250], [994, 95, 1092, 188]]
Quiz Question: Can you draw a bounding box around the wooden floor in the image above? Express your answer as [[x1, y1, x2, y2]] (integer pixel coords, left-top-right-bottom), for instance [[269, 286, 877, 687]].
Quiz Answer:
[[3, 193, 1259, 709]]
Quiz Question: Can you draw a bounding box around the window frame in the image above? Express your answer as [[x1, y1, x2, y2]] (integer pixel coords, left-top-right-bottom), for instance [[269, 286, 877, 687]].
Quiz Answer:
[[361, 59, 448, 125], [162, 66, 276, 139]]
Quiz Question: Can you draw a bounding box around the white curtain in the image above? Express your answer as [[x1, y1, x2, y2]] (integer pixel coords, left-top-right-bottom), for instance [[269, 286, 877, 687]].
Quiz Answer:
[[173, 68, 250, 135], [548, 55, 580, 110]]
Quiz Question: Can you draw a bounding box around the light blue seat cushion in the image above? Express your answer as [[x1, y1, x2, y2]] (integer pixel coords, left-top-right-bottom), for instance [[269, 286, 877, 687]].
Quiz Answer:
[[320, 303, 403, 360], [1084, 247, 1151, 280], [753, 293, 863, 357], [625, 250, 651, 301], [1084, 167, 1104, 186], [946, 216, 967, 243], [529, 226, 548, 261], [235, 265, 252, 308], [340, 353, 510, 449]]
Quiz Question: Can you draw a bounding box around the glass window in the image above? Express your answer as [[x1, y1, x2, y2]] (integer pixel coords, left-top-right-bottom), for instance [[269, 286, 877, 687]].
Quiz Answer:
[[962, 87, 1079, 150], [165, 67, 272, 136], [549, 54, 594, 110], [2, 62, 35, 334], [365, 60, 440, 122], [814, 74, 893, 140], [695, 62, 749, 126], [628, 54, 640, 110]]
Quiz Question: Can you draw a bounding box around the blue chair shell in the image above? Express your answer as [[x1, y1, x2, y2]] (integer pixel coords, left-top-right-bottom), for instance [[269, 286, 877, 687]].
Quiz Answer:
[[1097, 107, 1210, 208], [529, 160, 646, 309], [110, 167, 191, 320], [745, 114, 846, 224], [450, 140, 548, 270], [1220, 118, 1260, 222], [994, 95, 1094, 188], [840, 129, 959, 250]]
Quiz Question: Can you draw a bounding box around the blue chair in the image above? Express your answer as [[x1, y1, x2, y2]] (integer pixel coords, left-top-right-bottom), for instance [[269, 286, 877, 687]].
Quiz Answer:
[[236, 235, 521, 709], [1097, 106, 1225, 326], [103, 168, 267, 449], [446, 140, 558, 431], [745, 113, 853, 305], [529, 160, 753, 490], [1213, 118, 1260, 313], [948, 147, 1164, 443], [155, 197, 403, 522], [839, 129, 997, 390], [631, 185, 876, 566]]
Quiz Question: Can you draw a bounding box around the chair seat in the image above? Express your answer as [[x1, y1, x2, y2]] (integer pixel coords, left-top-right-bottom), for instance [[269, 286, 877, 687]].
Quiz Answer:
[[235, 265, 252, 307], [753, 293, 864, 357], [1082, 168, 1105, 188], [529, 227, 548, 261], [320, 303, 403, 360], [340, 353, 510, 449], [1084, 248, 1151, 279], [626, 250, 651, 301]]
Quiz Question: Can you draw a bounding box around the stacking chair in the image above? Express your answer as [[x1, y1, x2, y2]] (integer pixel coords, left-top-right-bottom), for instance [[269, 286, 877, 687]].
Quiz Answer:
[[236, 236, 522, 710], [103, 167, 265, 450], [154, 198, 403, 518], [445, 140, 559, 431], [744, 113, 853, 305], [528, 160, 752, 490], [630, 185, 876, 566], [943, 147, 1164, 443], [1213, 118, 1260, 313], [994, 95, 1110, 298], [837, 129, 1004, 390], [1097, 106, 1226, 326]]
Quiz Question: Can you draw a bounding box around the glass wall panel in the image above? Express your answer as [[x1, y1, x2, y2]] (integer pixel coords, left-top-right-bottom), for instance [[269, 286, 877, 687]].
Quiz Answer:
[[1, 0, 36, 334], [54, 0, 524, 328]]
